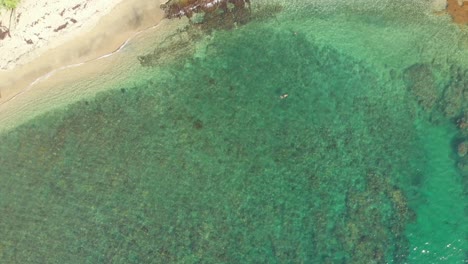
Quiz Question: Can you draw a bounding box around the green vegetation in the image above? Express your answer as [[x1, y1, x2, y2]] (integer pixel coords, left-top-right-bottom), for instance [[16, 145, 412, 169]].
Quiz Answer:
[[0, 0, 20, 9]]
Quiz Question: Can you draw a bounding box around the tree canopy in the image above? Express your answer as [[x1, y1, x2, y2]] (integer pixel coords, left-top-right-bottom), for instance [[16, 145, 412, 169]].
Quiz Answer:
[[0, 0, 21, 9]]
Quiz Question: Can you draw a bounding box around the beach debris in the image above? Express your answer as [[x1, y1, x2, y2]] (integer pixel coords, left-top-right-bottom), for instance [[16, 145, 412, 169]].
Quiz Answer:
[[0, 21, 11, 40], [160, 0, 251, 19], [72, 4, 81, 10], [53, 22, 68, 32]]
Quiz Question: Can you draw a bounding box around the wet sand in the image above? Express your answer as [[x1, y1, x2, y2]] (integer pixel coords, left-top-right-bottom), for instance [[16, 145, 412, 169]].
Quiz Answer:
[[0, 0, 164, 103], [0, 0, 174, 132]]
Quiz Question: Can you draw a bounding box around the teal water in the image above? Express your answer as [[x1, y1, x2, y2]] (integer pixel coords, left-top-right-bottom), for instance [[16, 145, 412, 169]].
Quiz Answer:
[[0, 2, 467, 263]]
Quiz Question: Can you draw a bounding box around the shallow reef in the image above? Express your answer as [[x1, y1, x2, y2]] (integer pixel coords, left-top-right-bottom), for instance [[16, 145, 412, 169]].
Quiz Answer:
[[0, 0, 467, 263]]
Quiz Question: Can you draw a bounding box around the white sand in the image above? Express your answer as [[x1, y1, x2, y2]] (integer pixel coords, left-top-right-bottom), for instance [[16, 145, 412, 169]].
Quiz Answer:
[[0, 0, 170, 132], [0, 0, 165, 101], [0, 0, 127, 70], [0, 0, 165, 96]]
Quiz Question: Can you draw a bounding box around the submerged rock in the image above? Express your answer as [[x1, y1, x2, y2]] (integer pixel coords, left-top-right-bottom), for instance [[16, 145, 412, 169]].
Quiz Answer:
[[457, 112, 468, 135], [440, 67, 468, 119], [458, 141, 467, 157], [403, 63, 441, 111], [403, 63, 467, 121]]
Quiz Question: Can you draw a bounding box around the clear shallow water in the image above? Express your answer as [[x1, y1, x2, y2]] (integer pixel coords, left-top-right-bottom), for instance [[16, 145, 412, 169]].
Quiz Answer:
[[0, 1, 467, 263]]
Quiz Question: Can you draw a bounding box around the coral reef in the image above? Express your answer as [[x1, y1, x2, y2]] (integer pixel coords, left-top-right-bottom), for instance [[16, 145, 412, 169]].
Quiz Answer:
[[404, 63, 467, 123], [456, 112, 468, 174], [457, 111, 468, 135], [403, 61, 467, 242], [338, 172, 413, 263], [403, 63, 441, 111], [0, 22, 425, 262], [439, 66, 468, 119], [458, 140, 467, 157]]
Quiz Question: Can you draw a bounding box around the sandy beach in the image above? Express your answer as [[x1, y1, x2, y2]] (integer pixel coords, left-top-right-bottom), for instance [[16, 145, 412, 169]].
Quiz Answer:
[[0, 0, 171, 131], [0, 0, 165, 100]]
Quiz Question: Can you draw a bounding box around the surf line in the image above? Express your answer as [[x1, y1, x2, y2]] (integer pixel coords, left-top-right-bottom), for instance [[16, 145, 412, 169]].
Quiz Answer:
[[0, 22, 163, 106]]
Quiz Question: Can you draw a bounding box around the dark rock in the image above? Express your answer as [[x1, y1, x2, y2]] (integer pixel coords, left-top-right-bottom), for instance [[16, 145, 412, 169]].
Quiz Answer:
[[54, 22, 68, 32]]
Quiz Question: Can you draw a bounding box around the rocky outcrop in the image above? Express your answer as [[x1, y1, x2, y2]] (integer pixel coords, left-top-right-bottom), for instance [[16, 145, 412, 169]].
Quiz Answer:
[[446, 0, 468, 24]]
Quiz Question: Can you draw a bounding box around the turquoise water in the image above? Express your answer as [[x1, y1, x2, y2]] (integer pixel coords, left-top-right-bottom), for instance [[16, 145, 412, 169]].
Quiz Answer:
[[0, 1, 467, 263]]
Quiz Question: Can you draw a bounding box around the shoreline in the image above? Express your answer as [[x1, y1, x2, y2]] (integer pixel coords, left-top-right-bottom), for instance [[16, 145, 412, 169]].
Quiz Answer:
[[0, 19, 178, 133], [1, 14, 163, 106], [0, 0, 165, 105]]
